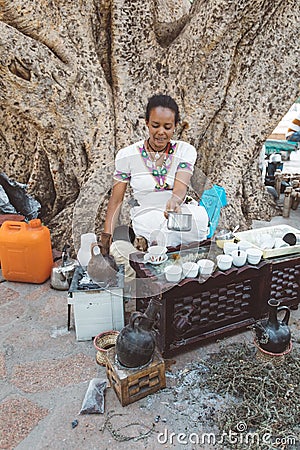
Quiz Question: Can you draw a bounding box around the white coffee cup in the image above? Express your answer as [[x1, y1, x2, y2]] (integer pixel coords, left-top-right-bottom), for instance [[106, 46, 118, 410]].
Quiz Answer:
[[238, 240, 253, 252], [144, 245, 167, 263], [231, 249, 247, 267], [274, 238, 289, 249], [164, 265, 182, 282], [182, 262, 199, 278], [223, 242, 238, 255], [247, 248, 263, 265], [216, 254, 233, 271], [197, 259, 215, 276], [259, 234, 275, 250]]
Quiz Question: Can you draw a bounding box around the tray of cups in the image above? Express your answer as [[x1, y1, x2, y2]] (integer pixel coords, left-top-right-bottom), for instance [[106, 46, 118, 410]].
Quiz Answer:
[[234, 225, 300, 259]]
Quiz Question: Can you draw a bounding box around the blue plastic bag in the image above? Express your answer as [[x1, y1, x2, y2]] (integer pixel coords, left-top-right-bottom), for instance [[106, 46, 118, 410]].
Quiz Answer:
[[199, 185, 227, 238]]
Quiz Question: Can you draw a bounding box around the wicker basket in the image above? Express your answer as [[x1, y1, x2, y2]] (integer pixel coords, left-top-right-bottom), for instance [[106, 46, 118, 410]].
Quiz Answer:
[[254, 339, 292, 366], [93, 331, 120, 366]]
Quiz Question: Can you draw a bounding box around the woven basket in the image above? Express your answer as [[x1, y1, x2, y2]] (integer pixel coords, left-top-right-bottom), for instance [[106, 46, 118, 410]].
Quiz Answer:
[[93, 331, 120, 366], [254, 339, 292, 366]]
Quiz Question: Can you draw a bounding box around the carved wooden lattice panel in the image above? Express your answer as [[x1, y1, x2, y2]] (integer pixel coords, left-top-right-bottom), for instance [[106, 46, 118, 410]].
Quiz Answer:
[[173, 281, 252, 331], [269, 260, 300, 308]]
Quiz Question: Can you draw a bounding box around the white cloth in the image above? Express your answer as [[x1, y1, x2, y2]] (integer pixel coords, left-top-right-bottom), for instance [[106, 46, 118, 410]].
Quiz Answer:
[[110, 240, 136, 281], [113, 140, 209, 247]]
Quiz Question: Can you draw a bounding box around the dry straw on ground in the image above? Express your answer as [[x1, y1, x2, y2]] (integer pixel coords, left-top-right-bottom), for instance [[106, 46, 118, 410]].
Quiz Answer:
[[199, 343, 300, 449]]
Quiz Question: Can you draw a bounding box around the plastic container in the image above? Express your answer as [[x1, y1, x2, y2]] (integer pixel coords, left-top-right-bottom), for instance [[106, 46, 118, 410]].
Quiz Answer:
[[77, 233, 97, 267], [0, 219, 53, 283]]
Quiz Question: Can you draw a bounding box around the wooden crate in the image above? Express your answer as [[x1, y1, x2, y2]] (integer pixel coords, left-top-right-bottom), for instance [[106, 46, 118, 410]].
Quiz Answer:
[[106, 348, 166, 406]]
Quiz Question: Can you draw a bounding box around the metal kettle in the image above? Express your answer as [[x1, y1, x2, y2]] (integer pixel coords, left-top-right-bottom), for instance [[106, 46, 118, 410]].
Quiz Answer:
[[51, 244, 76, 290]]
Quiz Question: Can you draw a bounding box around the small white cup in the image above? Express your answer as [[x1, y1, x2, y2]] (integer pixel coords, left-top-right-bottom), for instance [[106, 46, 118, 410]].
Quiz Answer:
[[231, 249, 247, 267], [259, 234, 275, 250], [274, 238, 289, 249], [216, 254, 233, 271], [223, 242, 238, 255], [247, 248, 263, 265], [182, 262, 199, 278], [197, 259, 215, 276], [164, 265, 182, 282], [238, 240, 253, 252], [144, 245, 167, 263]]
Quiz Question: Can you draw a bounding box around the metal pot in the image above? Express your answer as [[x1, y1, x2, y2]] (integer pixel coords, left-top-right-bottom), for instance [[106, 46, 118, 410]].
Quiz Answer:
[[215, 229, 235, 248], [215, 229, 234, 240], [167, 212, 192, 232], [51, 244, 76, 290], [51, 265, 75, 290]]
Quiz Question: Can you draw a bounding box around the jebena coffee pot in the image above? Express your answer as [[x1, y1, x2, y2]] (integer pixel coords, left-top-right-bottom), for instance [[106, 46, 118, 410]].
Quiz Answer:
[[253, 299, 291, 354], [116, 298, 160, 368]]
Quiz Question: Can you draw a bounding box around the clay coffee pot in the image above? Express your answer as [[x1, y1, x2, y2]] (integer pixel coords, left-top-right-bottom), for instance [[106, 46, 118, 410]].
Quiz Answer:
[[87, 242, 118, 285], [116, 298, 160, 368], [253, 299, 291, 354]]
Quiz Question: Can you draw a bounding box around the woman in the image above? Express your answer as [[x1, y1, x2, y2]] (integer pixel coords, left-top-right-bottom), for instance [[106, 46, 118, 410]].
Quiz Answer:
[[101, 94, 209, 255]]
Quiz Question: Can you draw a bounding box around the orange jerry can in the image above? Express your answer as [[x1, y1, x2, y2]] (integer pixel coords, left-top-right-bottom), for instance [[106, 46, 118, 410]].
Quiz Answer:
[[0, 219, 53, 283]]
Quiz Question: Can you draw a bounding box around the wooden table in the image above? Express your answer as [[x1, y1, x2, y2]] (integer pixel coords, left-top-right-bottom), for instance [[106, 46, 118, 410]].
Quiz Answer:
[[130, 242, 300, 357]]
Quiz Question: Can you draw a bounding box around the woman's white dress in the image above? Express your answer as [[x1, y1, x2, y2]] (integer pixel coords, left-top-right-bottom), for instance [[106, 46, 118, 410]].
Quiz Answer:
[[113, 140, 208, 247]]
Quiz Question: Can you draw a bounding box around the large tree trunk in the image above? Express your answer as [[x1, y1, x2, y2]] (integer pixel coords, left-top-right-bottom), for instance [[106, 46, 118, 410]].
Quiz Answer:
[[0, 0, 299, 251]]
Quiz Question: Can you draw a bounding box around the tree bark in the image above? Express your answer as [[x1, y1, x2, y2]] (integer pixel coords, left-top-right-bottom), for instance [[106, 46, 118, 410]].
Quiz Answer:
[[0, 0, 299, 250]]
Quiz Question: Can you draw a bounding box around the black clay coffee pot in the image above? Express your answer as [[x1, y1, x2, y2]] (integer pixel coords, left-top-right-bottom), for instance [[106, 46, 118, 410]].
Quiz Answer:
[[116, 298, 160, 368], [254, 299, 291, 354]]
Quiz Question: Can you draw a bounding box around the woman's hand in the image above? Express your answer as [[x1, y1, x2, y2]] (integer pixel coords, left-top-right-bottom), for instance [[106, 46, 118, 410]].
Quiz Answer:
[[164, 196, 182, 219], [164, 172, 190, 219], [100, 232, 112, 256]]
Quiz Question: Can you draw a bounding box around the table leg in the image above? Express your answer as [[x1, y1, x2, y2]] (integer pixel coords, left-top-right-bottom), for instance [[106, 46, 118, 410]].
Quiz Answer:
[[68, 304, 71, 330]]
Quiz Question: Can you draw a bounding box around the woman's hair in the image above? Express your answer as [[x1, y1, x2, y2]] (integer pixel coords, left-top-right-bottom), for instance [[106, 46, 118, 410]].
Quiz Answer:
[[145, 94, 180, 124]]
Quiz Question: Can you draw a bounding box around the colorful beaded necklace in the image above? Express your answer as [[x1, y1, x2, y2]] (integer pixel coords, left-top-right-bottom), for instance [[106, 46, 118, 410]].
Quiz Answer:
[[139, 141, 176, 190]]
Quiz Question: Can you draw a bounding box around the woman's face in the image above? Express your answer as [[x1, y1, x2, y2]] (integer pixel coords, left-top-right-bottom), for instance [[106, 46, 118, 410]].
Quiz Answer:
[[146, 106, 176, 151]]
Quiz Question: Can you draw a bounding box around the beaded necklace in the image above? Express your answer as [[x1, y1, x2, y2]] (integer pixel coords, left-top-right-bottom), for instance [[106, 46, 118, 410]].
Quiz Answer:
[[147, 138, 168, 159], [139, 141, 176, 190]]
